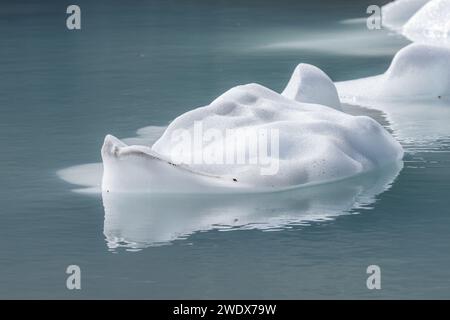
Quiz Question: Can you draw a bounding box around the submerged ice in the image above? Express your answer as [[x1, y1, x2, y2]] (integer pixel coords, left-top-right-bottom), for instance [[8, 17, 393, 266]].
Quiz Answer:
[[103, 163, 402, 249], [102, 64, 402, 193]]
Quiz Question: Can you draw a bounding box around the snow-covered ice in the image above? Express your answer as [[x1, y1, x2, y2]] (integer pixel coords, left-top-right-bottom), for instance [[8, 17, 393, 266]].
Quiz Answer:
[[336, 43, 450, 145], [403, 0, 450, 43], [101, 65, 402, 194], [337, 43, 450, 102], [382, 0, 430, 31], [381, 0, 450, 44]]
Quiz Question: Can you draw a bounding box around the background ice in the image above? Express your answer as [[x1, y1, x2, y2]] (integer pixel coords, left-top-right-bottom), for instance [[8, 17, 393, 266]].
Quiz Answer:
[[336, 43, 450, 101], [403, 0, 450, 42], [381, 0, 450, 44], [382, 0, 430, 30], [336, 43, 450, 145]]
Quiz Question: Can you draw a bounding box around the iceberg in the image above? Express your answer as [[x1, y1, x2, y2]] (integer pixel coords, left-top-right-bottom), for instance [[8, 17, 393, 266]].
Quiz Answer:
[[381, 0, 450, 43], [101, 64, 403, 194], [336, 43, 450, 102], [402, 0, 450, 42], [336, 43, 450, 145], [382, 0, 430, 30]]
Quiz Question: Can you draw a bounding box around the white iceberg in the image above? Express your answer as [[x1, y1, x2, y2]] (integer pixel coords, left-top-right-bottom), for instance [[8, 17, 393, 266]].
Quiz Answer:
[[381, 0, 450, 43], [382, 0, 430, 30], [402, 0, 450, 42], [103, 163, 402, 249], [336, 43, 450, 145], [336, 43, 450, 102], [101, 64, 402, 194]]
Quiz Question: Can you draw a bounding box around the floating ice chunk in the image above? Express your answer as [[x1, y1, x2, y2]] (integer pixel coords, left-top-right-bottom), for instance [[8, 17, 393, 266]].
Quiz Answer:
[[382, 0, 430, 30], [103, 162, 402, 249], [336, 43, 450, 145], [336, 43, 450, 102], [102, 82, 402, 193], [381, 0, 450, 43], [402, 0, 450, 42], [281, 63, 341, 110]]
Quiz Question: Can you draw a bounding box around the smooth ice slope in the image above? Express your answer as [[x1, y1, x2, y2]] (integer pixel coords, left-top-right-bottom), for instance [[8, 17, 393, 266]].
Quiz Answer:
[[382, 0, 430, 30], [403, 0, 450, 42], [102, 76, 402, 193], [336, 43, 450, 102], [281, 63, 341, 110]]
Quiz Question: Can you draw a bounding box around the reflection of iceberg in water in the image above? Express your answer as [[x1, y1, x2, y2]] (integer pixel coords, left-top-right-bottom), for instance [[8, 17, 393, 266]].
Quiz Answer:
[[102, 162, 402, 251]]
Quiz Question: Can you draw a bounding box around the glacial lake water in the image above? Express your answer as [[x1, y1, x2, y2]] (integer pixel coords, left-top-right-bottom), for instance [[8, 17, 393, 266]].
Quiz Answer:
[[0, 0, 449, 298]]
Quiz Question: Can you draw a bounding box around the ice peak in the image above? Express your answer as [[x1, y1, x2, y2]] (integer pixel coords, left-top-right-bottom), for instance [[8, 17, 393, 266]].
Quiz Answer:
[[281, 63, 341, 110]]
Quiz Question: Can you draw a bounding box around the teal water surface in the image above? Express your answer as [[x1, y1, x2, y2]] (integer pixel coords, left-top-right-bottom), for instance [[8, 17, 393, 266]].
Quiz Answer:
[[0, 0, 449, 298]]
